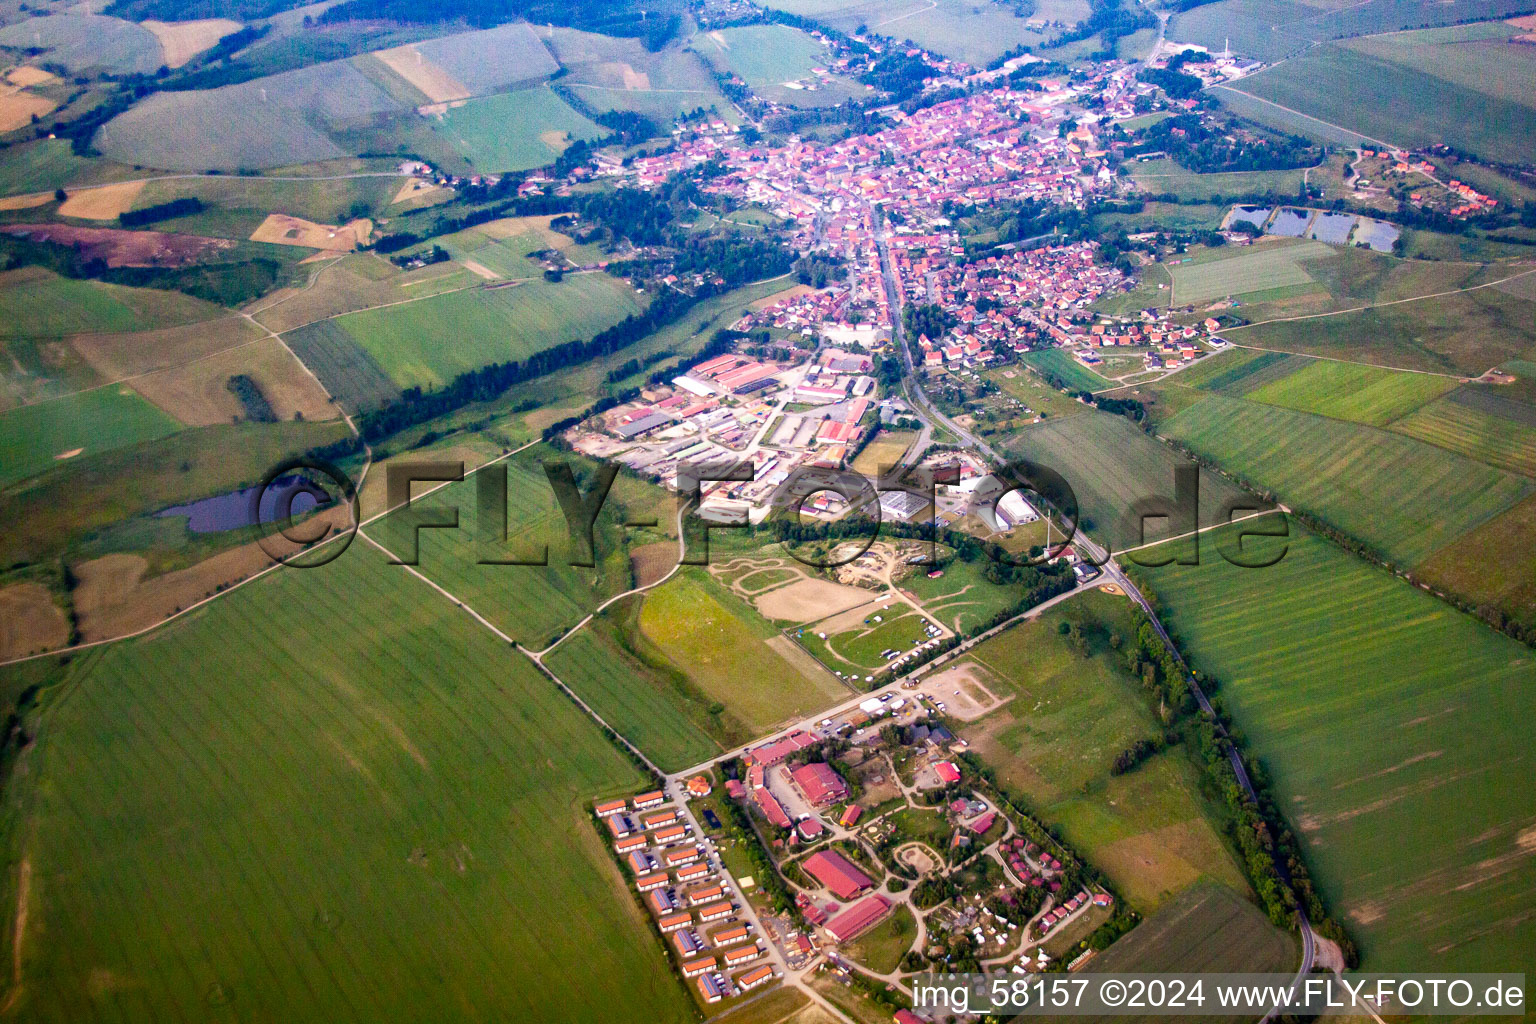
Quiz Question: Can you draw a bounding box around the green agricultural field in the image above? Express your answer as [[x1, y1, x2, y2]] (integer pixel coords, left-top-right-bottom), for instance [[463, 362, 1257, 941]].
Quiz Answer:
[[1231, 270, 1536, 377], [370, 448, 643, 650], [129, 174, 406, 239], [428, 86, 606, 174], [843, 905, 916, 974], [281, 319, 401, 413], [1244, 358, 1456, 427], [334, 273, 645, 389], [1140, 526, 1536, 976], [0, 543, 695, 1024], [1390, 390, 1536, 479], [757, 0, 1085, 65], [1415, 493, 1536, 632], [0, 267, 222, 339], [962, 591, 1251, 909], [1172, 348, 1306, 395], [639, 569, 849, 732], [1226, 40, 1536, 165], [0, 385, 180, 487], [0, 139, 93, 197], [544, 599, 732, 771], [1130, 157, 1313, 205], [0, 418, 353, 567], [691, 25, 859, 106], [1168, 241, 1332, 306], [1021, 349, 1114, 391], [546, 27, 733, 123], [1075, 882, 1295, 1024], [1161, 392, 1533, 565], [1003, 411, 1254, 555]]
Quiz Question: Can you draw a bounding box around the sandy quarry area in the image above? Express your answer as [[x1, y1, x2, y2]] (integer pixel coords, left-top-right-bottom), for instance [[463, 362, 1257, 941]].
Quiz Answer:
[[250, 214, 372, 249]]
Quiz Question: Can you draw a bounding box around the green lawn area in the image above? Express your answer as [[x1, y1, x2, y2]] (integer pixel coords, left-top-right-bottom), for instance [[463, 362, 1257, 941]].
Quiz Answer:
[[1140, 526, 1536, 975], [1130, 157, 1313, 204], [1167, 241, 1333, 306], [429, 85, 607, 174], [807, 609, 931, 675], [0, 139, 95, 196], [545, 596, 740, 772], [0, 542, 695, 1024], [1003, 411, 1255, 555], [0, 385, 180, 487], [1160, 392, 1533, 566], [902, 554, 1025, 635], [843, 905, 916, 974], [638, 569, 849, 733], [334, 273, 645, 389], [962, 590, 1250, 910], [1021, 349, 1114, 391], [1244, 358, 1456, 427]]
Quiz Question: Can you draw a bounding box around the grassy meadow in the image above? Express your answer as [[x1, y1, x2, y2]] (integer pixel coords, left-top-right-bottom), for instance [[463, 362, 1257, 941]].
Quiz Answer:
[[638, 569, 850, 732], [1160, 392, 1533, 566], [0, 268, 222, 339], [0, 543, 694, 1024], [0, 386, 180, 487], [544, 598, 733, 772], [961, 590, 1253, 910], [1167, 241, 1333, 307], [1003, 411, 1255, 555], [1140, 526, 1536, 976], [427, 86, 606, 174], [1242, 358, 1456, 427], [1020, 348, 1114, 391], [333, 273, 645, 390]]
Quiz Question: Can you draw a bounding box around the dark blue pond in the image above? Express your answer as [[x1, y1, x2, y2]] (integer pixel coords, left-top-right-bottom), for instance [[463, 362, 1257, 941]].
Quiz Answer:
[[157, 475, 331, 534]]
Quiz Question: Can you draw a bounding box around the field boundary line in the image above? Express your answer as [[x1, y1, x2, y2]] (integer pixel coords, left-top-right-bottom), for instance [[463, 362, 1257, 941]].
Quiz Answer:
[[1222, 264, 1536, 342], [1115, 507, 1285, 554], [1207, 84, 1394, 148], [0, 439, 539, 668]]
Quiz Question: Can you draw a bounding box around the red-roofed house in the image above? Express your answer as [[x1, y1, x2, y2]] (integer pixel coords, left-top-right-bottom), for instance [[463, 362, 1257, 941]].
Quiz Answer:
[[934, 760, 961, 784]]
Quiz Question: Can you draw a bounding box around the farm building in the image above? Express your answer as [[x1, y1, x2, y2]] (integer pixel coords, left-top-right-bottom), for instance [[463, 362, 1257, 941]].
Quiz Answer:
[[722, 943, 763, 967], [664, 847, 701, 867], [697, 901, 734, 923], [745, 731, 816, 767], [839, 804, 863, 827], [933, 761, 962, 784], [788, 762, 849, 807], [697, 974, 724, 1003], [675, 862, 710, 884], [802, 849, 874, 900], [711, 924, 751, 947], [642, 809, 679, 829], [825, 895, 892, 943], [652, 824, 690, 845], [681, 955, 718, 978], [735, 964, 774, 991]]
